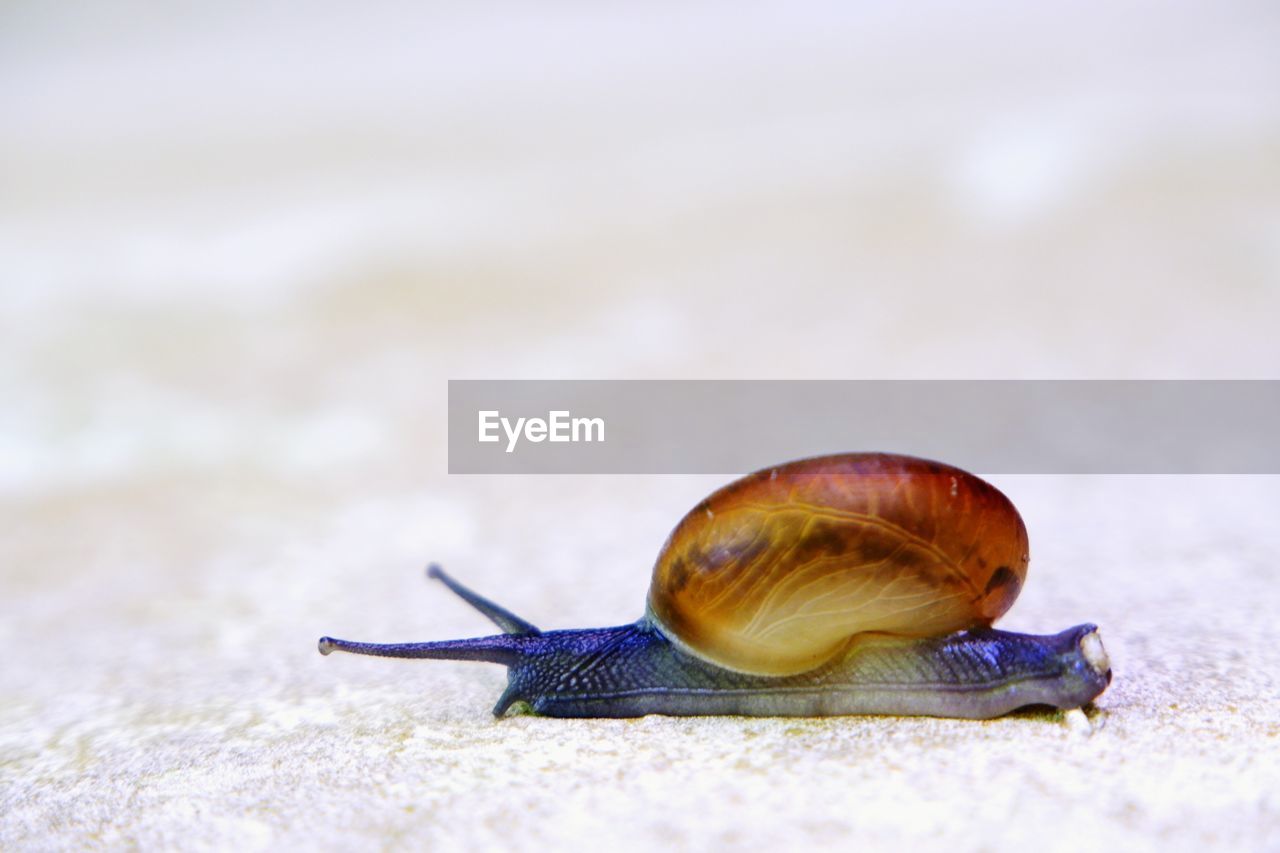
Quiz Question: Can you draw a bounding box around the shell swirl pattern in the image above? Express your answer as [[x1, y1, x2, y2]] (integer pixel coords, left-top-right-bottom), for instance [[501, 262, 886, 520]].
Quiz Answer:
[[646, 453, 1030, 675]]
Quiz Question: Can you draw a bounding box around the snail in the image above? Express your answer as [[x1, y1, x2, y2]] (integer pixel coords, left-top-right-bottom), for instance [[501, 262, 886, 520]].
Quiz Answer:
[[319, 453, 1112, 718]]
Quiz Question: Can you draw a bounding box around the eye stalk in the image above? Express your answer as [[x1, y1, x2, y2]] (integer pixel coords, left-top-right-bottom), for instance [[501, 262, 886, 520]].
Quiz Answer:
[[318, 565, 539, 666]]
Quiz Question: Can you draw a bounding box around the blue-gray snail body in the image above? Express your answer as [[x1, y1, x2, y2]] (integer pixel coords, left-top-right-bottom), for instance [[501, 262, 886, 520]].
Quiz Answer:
[[319, 453, 1112, 718]]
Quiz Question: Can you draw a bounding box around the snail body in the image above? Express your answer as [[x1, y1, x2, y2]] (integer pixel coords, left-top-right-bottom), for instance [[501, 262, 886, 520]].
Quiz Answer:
[[319, 453, 1111, 718]]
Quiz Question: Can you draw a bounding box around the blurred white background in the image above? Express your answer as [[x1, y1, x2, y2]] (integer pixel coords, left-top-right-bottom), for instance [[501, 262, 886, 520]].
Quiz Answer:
[[3, 1, 1278, 498], [2, 2, 1278, 850]]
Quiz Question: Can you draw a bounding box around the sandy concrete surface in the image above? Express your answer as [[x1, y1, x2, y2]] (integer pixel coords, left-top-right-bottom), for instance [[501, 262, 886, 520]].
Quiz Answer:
[[3, 3, 1279, 851]]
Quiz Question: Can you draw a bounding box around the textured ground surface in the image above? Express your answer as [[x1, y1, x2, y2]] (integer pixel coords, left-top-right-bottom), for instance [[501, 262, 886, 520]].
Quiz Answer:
[[3, 3, 1280, 851]]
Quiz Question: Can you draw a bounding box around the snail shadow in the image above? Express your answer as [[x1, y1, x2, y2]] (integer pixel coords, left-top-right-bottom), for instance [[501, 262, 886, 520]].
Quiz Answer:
[[1002, 705, 1069, 722], [500, 701, 1108, 724], [1002, 701, 1108, 726]]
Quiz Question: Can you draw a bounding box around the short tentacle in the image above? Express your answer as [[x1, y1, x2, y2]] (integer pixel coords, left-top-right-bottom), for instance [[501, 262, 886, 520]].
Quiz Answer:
[[427, 564, 541, 636]]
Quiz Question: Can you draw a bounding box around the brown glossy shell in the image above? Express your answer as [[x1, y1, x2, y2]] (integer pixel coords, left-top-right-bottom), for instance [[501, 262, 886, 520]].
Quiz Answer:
[[646, 453, 1030, 675]]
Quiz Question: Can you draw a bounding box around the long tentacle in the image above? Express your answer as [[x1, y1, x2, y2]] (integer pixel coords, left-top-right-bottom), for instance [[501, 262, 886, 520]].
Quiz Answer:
[[318, 634, 526, 666]]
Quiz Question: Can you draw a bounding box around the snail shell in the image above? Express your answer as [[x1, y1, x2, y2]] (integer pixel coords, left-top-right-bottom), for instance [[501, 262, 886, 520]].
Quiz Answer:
[[646, 453, 1029, 676]]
